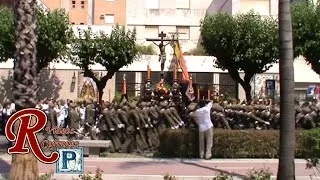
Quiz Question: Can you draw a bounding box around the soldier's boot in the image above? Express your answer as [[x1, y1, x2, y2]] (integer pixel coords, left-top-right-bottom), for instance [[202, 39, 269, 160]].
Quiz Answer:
[[111, 134, 121, 151], [121, 136, 134, 153], [149, 129, 160, 148], [139, 130, 149, 149], [109, 135, 118, 153], [135, 133, 144, 152], [115, 133, 123, 152]]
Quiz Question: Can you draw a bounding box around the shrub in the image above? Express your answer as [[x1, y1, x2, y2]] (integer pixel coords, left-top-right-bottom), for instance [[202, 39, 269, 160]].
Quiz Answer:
[[163, 173, 177, 180], [301, 128, 320, 159], [78, 168, 103, 180], [247, 168, 272, 180], [158, 128, 307, 158], [38, 171, 54, 180]]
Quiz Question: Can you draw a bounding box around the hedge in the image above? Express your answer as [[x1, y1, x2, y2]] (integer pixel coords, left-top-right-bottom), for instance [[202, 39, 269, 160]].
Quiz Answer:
[[158, 128, 320, 158]]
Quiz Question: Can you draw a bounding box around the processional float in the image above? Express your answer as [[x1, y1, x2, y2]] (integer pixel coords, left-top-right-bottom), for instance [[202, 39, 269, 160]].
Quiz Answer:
[[133, 31, 197, 105]]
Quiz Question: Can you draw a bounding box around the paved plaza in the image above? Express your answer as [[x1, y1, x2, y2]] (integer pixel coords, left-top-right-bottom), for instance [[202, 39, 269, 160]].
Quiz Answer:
[[0, 135, 319, 180]]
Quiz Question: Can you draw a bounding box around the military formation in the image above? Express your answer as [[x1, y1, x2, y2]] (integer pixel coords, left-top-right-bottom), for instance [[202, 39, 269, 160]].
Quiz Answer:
[[95, 100, 184, 153], [55, 98, 320, 153], [30, 71, 320, 153]]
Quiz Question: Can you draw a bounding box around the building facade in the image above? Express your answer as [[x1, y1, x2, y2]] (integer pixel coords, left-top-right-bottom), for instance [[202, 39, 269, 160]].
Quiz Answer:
[[126, 0, 214, 54], [32, 0, 126, 25]]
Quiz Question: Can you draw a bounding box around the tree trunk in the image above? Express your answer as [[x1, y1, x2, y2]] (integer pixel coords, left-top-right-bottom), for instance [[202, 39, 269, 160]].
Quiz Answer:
[[277, 0, 296, 179], [242, 83, 252, 104], [98, 85, 104, 104], [10, 0, 39, 179], [230, 71, 254, 104]]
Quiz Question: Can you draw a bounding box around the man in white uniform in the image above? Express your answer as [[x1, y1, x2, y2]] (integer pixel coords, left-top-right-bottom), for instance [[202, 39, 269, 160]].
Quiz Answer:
[[192, 100, 213, 159]]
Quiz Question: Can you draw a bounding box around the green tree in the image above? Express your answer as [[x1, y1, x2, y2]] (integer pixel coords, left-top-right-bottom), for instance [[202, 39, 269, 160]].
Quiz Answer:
[[0, 7, 73, 72], [71, 25, 138, 102], [36, 9, 73, 73], [200, 12, 278, 103], [0, 6, 14, 62], [292, 0, 320, 74], [277, 0, 296, 179]]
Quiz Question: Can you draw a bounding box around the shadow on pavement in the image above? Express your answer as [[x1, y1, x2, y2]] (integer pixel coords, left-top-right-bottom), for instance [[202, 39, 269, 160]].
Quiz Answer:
[[180, 161, 249, 179]]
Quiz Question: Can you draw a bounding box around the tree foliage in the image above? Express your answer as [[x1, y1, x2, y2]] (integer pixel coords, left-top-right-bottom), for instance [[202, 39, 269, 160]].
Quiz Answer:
[[200, 11, 279, 102], [0, 7, 73, 72], [36, 9, 73, 72], [0, 6, 14, 62], [71, 25, 138, 101], [292, 1, 320, 74]]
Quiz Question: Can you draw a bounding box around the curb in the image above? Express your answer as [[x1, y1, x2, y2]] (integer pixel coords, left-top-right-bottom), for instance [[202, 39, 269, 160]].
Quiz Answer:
[[0, 155, 309, 163], [0, 174, 316, 180]]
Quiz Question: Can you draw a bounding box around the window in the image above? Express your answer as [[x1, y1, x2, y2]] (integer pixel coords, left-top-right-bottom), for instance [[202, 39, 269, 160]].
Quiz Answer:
[[99, 15, 105, 20], [176, 0, 190, 9], [145, 25, 159, 39], [81, 1, 85, 8], [72, 0, 76, 8], [145, 0, 159, 9], [176, 26, 190, 40], [71, 22, 75, 24], [104, 14, 115, 24], [80, 23, 84, 25]]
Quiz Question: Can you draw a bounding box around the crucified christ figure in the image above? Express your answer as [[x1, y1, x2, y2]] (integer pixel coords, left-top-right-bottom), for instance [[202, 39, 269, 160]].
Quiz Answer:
[[152, 41, 171, 78]]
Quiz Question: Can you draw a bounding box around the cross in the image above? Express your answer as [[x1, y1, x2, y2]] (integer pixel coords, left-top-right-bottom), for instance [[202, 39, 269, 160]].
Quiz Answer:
[[158, 31, 167, 41], [146, 31, 171, 79]]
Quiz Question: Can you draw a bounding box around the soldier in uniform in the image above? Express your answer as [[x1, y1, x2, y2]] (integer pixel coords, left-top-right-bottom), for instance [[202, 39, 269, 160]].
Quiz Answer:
[[43, 102, 58, 140], [68, 103, 81, 140], [85, 99, 95, 139]]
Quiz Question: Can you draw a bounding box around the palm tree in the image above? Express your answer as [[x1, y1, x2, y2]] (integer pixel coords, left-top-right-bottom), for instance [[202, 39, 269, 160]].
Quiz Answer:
[[9, 0, 39, 179], [277, 0, 296, 179]]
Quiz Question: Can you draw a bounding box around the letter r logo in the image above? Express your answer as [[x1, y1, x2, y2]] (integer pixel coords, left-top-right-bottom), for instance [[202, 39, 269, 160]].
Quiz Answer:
[[56, 148, 84, 174]]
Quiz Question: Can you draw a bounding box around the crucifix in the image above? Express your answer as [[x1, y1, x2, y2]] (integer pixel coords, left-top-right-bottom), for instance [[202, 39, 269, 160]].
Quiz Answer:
[[146, 31, 171, 79]]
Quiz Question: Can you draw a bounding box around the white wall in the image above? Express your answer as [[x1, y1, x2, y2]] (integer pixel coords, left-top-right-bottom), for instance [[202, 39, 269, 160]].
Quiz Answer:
[[126, 0, 213, 53], [1, 56, 318, 83]]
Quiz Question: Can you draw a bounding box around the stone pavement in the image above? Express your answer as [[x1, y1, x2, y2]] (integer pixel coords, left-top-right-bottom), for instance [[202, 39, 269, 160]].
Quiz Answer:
[[0, 154, 319, 180], [0, 135, 319, 179]]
